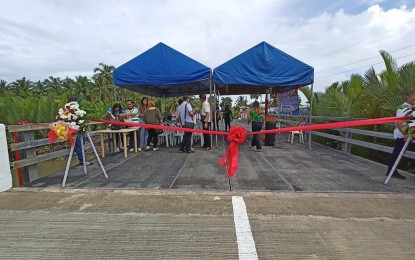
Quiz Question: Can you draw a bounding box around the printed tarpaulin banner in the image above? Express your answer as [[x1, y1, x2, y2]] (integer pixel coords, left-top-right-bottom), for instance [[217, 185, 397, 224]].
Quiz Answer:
[[278, 89, 300, 115]]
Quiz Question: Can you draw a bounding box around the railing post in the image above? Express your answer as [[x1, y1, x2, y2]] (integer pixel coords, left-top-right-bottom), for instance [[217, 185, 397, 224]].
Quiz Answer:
[[20, 130, 39, 183], [341, 131, 351, 154]]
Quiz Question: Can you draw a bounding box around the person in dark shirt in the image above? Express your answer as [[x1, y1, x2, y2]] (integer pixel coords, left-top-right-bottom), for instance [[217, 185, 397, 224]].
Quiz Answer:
[[223, 104, 233, 132]]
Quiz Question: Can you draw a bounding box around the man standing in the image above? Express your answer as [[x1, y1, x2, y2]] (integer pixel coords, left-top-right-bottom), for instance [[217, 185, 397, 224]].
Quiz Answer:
[[120, 100, 140, 152], [178, 96, 194, 153], [386, 89, 415, 180], [200, 94, 211, 151]]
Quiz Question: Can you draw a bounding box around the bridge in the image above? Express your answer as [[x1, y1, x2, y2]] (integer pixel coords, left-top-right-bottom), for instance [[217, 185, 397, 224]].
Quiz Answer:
[[1, 120, 415, 259]]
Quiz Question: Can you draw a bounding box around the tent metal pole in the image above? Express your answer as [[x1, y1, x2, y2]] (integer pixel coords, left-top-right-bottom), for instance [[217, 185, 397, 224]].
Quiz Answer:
[[214, 83, 218, 148], [308, 83, 313, 149], [209, 75, 213, 150]]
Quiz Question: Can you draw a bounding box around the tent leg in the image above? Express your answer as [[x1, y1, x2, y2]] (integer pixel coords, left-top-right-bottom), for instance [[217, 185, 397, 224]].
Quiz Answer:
[[214, 83, 218, 148], [384, 137, 411, 184], [308, 83, 313, 150]]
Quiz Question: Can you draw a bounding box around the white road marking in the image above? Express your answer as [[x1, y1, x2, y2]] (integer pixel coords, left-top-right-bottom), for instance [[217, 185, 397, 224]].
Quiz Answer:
[[232, 196, 258, 260]]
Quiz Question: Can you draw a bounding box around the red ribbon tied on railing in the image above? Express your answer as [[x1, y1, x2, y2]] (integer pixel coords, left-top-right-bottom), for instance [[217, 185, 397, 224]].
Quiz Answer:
[[219, 126, 247, 177]]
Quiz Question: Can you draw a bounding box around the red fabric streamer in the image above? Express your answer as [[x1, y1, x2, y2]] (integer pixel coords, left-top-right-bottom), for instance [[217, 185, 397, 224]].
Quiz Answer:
[[218, 126, 247, 177], [92, 119, 229, 135], [18, 115, 412, 177], [255, 115, 409, 135]]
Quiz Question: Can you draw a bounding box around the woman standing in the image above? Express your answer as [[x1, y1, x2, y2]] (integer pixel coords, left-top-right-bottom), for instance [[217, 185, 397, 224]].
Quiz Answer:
[[138, 97, 149, 151], [143, 101, 163, 151], [107, 103, 125, 151], [248, 101, 264, 152]]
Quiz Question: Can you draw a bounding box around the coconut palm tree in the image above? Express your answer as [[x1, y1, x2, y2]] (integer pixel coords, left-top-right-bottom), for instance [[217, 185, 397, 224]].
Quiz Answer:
[[93, 63, 117, 101], [43, 76, 63, 96], [32, 81, 48, 97], [0, 79, 9, 95], [220, 97, 232, 108], [62, 77, 75, 91], [93, 63, 115, 81], [9, 77, 33, 96], [92, 76, 113, 103], [235, 95, 247, 108], [73, 75, 93, 99], [362, 51, 404, 119]]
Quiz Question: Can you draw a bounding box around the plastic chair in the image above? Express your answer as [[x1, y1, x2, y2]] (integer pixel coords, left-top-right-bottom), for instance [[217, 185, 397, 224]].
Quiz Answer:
[[275, 120, 281, 134], [192, 118, 204, 146], [172, 131, 184, 146], [288, 122, 305, 144], [158, 130, 170, 147]]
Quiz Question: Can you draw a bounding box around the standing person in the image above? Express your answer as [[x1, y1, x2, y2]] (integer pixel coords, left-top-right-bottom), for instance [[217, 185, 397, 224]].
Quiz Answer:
[[143, 101, 163, 151], [214, 107, 221, 131], [120, 100, 140, 152], [138, 97, 149, 151], [248, 101, 264, 152], [386, 89, 415, 180], [223, 104, 233, 132], [68, 97, 93, 166], [107, 103, 125, 151], [200, 94, 211, 151], [178, 96, 195, 153]]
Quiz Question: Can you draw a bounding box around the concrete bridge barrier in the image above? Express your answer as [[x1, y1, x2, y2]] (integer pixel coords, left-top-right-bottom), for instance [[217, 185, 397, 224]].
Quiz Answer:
[[0, 124, 12, 192]]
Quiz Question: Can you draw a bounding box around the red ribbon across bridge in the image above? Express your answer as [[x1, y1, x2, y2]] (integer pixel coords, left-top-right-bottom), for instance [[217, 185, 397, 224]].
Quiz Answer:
[[92, 116, 409, 177]]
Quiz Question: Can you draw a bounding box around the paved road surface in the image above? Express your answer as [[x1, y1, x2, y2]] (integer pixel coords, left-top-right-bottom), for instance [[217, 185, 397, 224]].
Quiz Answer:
[[1, 189, 414, 259]]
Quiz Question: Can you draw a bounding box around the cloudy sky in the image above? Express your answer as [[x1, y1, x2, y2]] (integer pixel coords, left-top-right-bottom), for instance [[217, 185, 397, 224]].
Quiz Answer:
[[1, 0, 415, 94]]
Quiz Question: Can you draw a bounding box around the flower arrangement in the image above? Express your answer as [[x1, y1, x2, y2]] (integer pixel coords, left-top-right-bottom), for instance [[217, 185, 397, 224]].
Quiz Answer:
[[48, 101, 87, 146]]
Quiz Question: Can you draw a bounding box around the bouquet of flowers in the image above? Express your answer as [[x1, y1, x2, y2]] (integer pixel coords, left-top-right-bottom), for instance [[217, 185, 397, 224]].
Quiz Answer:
[[48, 101, 87, 146]]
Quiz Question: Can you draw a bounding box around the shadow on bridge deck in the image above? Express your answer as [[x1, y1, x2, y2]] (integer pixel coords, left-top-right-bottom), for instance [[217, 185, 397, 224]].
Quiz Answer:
[[28, 130, 415, 193]]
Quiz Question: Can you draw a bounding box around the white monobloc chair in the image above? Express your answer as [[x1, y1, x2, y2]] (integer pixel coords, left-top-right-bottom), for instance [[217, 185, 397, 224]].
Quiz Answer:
[[172, 123, 184, 146], [192, 119, 204, 146], [158, 130, 170, 147], [288, 121, 305, 144], [275, 120, 281, 134]]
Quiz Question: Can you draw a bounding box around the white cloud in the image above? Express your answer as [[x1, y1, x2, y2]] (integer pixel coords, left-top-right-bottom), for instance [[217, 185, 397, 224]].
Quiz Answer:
[[0, 0, 414, 96]]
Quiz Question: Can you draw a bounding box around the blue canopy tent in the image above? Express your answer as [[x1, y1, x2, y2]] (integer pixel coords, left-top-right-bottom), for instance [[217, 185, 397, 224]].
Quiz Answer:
[[213, 41, 314, 149], [114, 42, 211, 97], [212, 41, 314, 95]]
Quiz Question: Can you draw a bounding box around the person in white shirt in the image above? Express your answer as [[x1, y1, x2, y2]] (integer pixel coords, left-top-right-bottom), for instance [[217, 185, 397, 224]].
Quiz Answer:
[[200, 94, 211, 151], [177, 96, 194, 153], [120, 100, 140, 152], [386, 89, 415, 180]]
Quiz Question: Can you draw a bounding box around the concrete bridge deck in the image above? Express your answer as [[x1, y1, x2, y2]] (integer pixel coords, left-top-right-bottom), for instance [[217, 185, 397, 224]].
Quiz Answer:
[[1, 128, 415, 259], [26, 131, 415, 193]]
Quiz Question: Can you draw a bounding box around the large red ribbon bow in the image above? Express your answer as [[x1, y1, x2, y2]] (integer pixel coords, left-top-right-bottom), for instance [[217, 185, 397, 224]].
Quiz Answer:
[[219, 126, 247, 177]]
